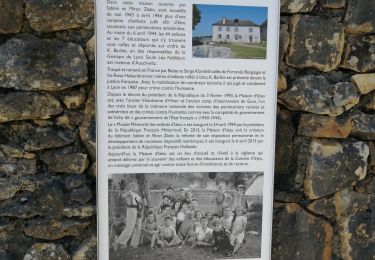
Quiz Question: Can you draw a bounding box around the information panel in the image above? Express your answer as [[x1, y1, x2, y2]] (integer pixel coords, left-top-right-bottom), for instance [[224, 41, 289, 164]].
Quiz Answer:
[[97, 1, 279, 259]]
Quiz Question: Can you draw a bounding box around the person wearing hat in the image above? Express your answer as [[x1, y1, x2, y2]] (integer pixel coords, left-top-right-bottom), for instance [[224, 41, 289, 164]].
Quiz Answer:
[[236, 184, 246, 195], [114, 181, 143, 251]]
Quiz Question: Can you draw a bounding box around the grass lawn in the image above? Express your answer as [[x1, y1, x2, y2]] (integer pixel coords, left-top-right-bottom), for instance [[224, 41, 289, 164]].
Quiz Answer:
[[217, 43, 267, 59], [110, 233, 261, 260]]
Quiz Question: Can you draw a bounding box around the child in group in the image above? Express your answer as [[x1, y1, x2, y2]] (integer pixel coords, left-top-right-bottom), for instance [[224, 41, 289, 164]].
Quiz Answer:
[[176, 202, 189, 232], [228, 206, 248, 256], [220, 206, 233, 232], [141, 212, 158, 249], [177, 188, 186, 201], [192, 217, 213, 248], [156, 204, 171, 227], [193, 210, 203, 232], [182, 191, 193, 206], [158, 195, 172, 214], [157, 216, 181, 247], [165, 187, 176, 204], [211, 219, 234, 256], [110, 214, 125, 248], [178, 211, 195, 246], [190, 198, 200, 212], [208, 213, 219, 229]]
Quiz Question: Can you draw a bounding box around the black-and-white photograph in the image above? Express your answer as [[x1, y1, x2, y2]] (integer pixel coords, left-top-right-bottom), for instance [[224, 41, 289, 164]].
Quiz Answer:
[[108, 172, 263, 259]]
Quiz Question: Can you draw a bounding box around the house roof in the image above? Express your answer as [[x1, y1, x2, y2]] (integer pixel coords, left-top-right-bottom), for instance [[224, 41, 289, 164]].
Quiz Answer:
[[260, 20, 267, 27], [212, 18, 259, 27]]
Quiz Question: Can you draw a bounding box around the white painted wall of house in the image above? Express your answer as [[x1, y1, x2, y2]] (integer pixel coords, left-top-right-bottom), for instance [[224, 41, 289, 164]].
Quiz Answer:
[[212, 25, 261, 43]]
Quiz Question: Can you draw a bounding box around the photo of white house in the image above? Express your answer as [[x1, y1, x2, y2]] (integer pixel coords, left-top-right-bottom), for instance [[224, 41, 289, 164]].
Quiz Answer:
[[212, 18, 261, 43], [192, 4, 268, 59]]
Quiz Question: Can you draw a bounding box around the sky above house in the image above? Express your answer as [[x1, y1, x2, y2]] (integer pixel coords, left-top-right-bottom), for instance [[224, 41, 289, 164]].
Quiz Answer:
[[193, 4, 268, 37]]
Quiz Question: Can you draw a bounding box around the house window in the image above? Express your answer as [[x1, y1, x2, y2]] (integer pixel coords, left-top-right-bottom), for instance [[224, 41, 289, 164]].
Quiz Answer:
[[226, 27, 230, 32], [217, 34, 221, 39], [218, 26, 222, 31], [235, 35, 238, 40], [249, 28, 253, 32], [226, 35, 230, 39], [234, 27, 239, 32]]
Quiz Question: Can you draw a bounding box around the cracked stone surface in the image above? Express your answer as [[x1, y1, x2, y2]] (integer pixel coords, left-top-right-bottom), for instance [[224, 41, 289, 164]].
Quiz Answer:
[[345, 0, 375, 34], [341, 35, 375, 72], [286, 15, 345, 72], [304, 139, 368, 199], [278, 75, 359, 116], [25, 0, 94, 33], [0, 35, 88, 92]]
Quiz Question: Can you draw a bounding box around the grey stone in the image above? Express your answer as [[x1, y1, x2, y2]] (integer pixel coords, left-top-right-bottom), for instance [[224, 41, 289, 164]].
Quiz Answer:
[[63, 205, 96, 218], [281, 0, 317, 13], [79, 87, 96, 160], [272, 203, 333, 260], [321, 187, 375, 259], [37, 185, 65, 218], [85, 36, 95, 63], [0, 35, 88, 91], [40, 147, 89, 174], [275, 108, 296, 176], [0, 145, 35, 159], [305, 139, 368, 199], [24, 219, 90, 240], [0, 200, 38, 219], [0, 158, 36, 175], [0, 0, 24, 34], [88, 161, 96, 179], [345, 0, 375, 34], [307, 196, 337, 221], [72, 236, 96, 260], [24, 127, 75, 151], [23, 243, 70, 260], [71, 185, 92, 204], [351, 110, 375, 140], [361, 92, 375, 111], [25, 0, 94, 33], [298, 114, 352, 138], [278, 75, 359, 116], [286, 15, 345, 72], [341, 35, 375, 72], [274, 136, 309, 202], [0, 177, 36, 201], [65, 175, 87, 190], [0, 92, 62, 123], [319, 0, 345, 8], [61, 88, 87, 110], [0, 219, 18, 241], [279, 24, 290, 63]]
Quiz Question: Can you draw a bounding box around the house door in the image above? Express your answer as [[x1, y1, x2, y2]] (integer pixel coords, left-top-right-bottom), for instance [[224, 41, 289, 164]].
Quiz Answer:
[[249, 36, 253, 43]]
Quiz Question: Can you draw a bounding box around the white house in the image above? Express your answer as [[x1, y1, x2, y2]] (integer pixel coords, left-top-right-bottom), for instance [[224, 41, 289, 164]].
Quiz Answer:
[[212, 18, 262, 43]]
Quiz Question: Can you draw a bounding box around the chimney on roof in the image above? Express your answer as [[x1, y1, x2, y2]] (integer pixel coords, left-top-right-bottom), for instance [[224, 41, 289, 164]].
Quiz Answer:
[[223, 17, 226, 25], [234, 18, 239, 24]]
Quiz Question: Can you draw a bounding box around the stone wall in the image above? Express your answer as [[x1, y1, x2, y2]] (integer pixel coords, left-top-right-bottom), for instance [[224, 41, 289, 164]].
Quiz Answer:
[[0, 0, 96, 259], [274, 0, 375, 259], [0, 0, 374, 259]]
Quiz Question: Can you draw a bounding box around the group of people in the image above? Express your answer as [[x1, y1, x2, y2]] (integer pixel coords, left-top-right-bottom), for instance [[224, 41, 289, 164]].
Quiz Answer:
[[111, 183, 248, 257]]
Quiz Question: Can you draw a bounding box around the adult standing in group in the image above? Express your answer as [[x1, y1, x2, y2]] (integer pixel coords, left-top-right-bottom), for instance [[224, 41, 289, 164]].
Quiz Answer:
[[215, 186, 232, 214], [114, 181, 143, 251], [220, 206, 234, 231]]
